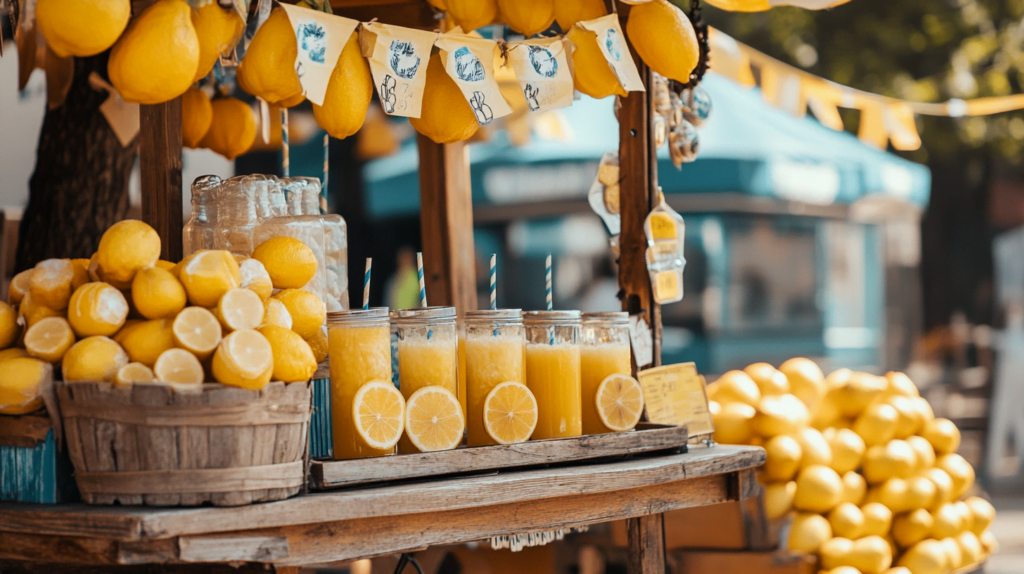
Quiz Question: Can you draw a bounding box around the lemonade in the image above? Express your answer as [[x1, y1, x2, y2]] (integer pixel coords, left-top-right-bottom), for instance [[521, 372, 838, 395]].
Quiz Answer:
[[393, 307, 459, 453], [525, 342, 582, 439], [464, 310, 525, 446], [581, 342, 631, 434]]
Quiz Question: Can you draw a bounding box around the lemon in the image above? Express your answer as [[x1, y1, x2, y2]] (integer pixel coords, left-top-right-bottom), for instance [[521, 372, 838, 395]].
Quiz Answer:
[[713, 401, 756, 445], [305, 329, 328, 364], [554, 0, 607, 31], [97, 220, 162, 284], [0, 348, 29, 362], [897, 539, 946, 574], [199, 97, 257, 160], [236, 8, 303, 105], [212, 329, 274, 389], [118, 319, 175, 368], [921, 467, 954, 509], [8, 269, 34, 305], [921, 418, 960, 455], [965, 497, 995, 535], [811, 388, 843, 430], [840, 470, 867, 505], [216, 288, 265, 332], [863, 440, 916, 484], [860, 502, 893, 537], [410, 53, 480, 144], [847, 535, 893, 574], [595, 373, 644, 431], [352, 380, 406, 449], [68, 282, 129, 337], [153, 348, 205, 385], [0, 357, 50, 414], [29, 259, 74, 310], [936, 453, 974, 499], [272, 289, 325, 340], [109, 0, 199, 104], [191, 1, 245, 82], [940, 537, 962, 571], [911, 396, 935, 426], [869, 477, 911, 513], [36, 0, 130, 58], [155, 260, 176, 272], [262, 298, 294, 330], [405, 386, 464, 452], [930, 503, 964, 539], [88, 252, 133, 291], [907, 435, 936, 472], [113, 319, 142, 345], [258, 325, 317, 383], [905, 475, 937, 510], [787, 512, 832, 553], [499, 0, 554, 36], [893, 508, 934, 548], [764, 481, 796, 520], [885, 371, 920, 397], [957, 531, 983, 566], [251, 237, 317, 290], [239, 259, 274, 301], [17, 293, 60, 331], [0, 301, 17, 349], [565, 26, 626, 99], [791, 427, 832, 470], [179, 250, 241, 307], [793, 464, 843, 513], [62, 336, 129, 383], [708, 370, 761, 406], [744, 362, 789, 396], [172, 306, 222, 360], [313, 32, 372, 140], [625, 0, 699, 84], [115, 362, 155, 385], [953, 500, 974, 532], [447, 0, 498, 31], [820, 537, 854, 570], [132, 266, 187, 320], [182, 87, 213, 149], [752, 393, 809, 437], [70, 258, 90, 291], [854, 403, 899, 447], [827, 502, 865, 539], [779, 357, 826, 412], [979, 530, 998, 556], [882, 395, 923, 440], [824, 427, 865, 474], [23, 317, 75, 363], [837, 371, 888, 418]]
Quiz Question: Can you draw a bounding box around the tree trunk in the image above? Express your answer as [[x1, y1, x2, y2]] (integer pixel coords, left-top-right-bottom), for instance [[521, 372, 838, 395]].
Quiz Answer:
[[15, 52, 138, 272]]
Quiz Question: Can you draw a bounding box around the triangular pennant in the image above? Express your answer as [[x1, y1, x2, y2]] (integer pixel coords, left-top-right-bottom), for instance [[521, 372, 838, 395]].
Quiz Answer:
[[278, 5, 360, 107], [435, 32, 513, 125], [505, 37, 575, 113], [360, 22, 438, 118], [575, 14, 645, 93]]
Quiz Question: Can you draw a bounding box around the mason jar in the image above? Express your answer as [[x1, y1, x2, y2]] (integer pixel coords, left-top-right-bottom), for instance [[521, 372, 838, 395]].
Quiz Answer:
[[581, 311, 632, 434], [464, 309, 525, 446], [523, 310, 582, 440]]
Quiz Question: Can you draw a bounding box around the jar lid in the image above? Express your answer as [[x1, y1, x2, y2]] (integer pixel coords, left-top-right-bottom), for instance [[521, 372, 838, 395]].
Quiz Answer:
[[523, 310, 582, 324], [327, 307, 390, 324], [582, 311, 629, 325], [465, 309, 522, 320], [391, 306, 457, 321]]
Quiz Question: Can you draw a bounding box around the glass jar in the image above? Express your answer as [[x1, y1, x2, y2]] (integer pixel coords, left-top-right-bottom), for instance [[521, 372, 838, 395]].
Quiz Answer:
[[581, 312, 632, 434], [523, 310, 582, 440], [212, 174, 259, 256], [322, 214, 349, 312], [299, 177, 323, 216], [464, 309, 525, 446], [326, 308, 393, 459], [392, 306, 460, 452], [252, 214, 327, 304], [183, 174, 220, 255]]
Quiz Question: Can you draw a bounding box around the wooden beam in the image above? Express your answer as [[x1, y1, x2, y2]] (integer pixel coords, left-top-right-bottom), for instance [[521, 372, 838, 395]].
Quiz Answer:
[[627, 513, 665, 574], [329, 0, 439, 29], [139, 98, 183, 262], [416, 136, 477, 314]]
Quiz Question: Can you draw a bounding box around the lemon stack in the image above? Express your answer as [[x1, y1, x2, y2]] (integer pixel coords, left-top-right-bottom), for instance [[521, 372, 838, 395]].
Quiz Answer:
[[0, 221, 321, 414], [709, 360, 996, 574]]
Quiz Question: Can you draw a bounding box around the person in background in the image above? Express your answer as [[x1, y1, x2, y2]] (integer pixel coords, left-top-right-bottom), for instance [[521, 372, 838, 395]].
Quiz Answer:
[[385, 246, 421, 310]]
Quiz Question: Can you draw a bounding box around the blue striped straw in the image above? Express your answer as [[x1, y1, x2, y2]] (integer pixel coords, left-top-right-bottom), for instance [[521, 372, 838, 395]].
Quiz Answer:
[[489, 254, 497, 311], [281, 108, 290, 178], [417, 251, 427, 308], [320, 134, 329, 215], [363, 258, 372, 310], [545, 254, 553, 311]]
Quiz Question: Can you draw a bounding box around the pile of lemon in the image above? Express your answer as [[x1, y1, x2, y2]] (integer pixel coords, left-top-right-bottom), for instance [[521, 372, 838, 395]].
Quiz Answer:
[[0, 220, 326, 415], [710, 359, 996, 574]]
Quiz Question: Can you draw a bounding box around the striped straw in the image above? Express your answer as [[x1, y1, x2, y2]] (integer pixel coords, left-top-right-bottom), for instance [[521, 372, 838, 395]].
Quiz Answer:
[[363, 258, 372, 310], [417, 251, 427, 308], [545, 254, 553, 311], [489, 254, 497, 311], [320, 134, 329, 215], [281, 108, 290, 178]]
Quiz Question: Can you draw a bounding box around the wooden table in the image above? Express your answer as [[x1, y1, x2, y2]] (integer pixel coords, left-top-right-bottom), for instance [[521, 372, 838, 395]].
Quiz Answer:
[[0, 445, 763, 574]]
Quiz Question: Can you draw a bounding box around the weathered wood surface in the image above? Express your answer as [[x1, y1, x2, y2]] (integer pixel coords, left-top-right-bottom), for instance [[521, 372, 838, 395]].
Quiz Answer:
[[0, 414, 51, 448], [139, 99, 183, 263], [627, 513, 665, 574], [311, 424, 688, 489]]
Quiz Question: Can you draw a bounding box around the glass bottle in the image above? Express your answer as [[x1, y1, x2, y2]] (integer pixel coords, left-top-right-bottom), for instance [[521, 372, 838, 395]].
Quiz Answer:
[[183, 175, 220, 256]]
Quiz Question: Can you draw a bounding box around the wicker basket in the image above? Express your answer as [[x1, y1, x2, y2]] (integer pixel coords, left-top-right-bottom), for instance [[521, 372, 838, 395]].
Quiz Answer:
[[56, 381, 311, 507]]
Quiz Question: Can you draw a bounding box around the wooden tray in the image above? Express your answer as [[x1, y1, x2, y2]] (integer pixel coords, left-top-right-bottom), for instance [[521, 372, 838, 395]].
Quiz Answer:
[[309, 423, 688, 490]]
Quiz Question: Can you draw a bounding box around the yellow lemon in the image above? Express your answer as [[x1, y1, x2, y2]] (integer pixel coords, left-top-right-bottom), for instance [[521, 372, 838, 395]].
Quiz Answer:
[[115, 362, 155, 386], [199, 97, 257, 160], [257, 325, 317, 383], [216, 288, 265, 332], [68, 282, 129, 337], [791, 427, 832, 470], [897, 539, 946, 574], [787, 512, 832, 553], [764, 481, 796, 520], [70, 258, 91, 291], [24, 317, 75, 363], [113, 319, 142, 345], [854, 403, 899, 447], [793, 464, 843, 513], [37, 0, 130, 57], [935, 453, 974, 499], [905, 475, 938, 510], [837, 371, 888, 418], [351, 380, 406, 450], [893, 508, 934, 548], [272, 289, 325, 340], [179, 250, 241, 307], [930, 503, 964, 539], [885, 371, 920, 397], [863, 440, 917, 484], [811, 388, 843, 430], [29, 259, 74, 310], [119, 319, 175, 368], [825, 427, 866, 474], [405, 386, 464, 452], [979, 530, 998, 556], [410, 53, 480, 144], [841, 470, 867, 505], [752, 393, 809, 438], [921, 418, 961, 455], [907, 435, 936, 472], [869, 477, 911, 513], [921, 467, 954, 509], [239, 259, 274, 301], [779, 357, 826, 412], [251, 237, 317, 290], [132, 266, 188, 320], [957, 531, 983, 566], [97, 220, 162, 284], [0, 301, 17, 349], [829, 502, 865, 539], [965, 497, 995, 535], [885, 394, 924, 439], [212, 329, 274, 389], [712, 401, 756, 445], [595, 373, 644, 431], [182, 87, 213, 149], [940, 537, 962, 571], [499, 0, 554, 36], [155, 260, 176, 272], [708, 369, 761, 406], [313, 32, 372, 140], [172, 306, 222, 360], [447, 0, 498, 31], [191, 1, 245, 82], [0, 358, 50, 414], [8, 269, 34, 305], [305, 329, 328, 364], [262, 298, 294, 329], [62, 336, 129, 382], [860, 502, 893, 537], [953, 500, 974, 532], [108, 0, 199, 104], [235, 8, 302, 105], [0, 348, 29, 362], [17, 293, 60, 331], [565, 26, 626, 99], [847, 535, 893, 574], [554, 0, 607, 30], [744, 362, 789, 396], [820, 537, 854, 570], [625, 0, 699, 83], [153, 348, 205, 385]]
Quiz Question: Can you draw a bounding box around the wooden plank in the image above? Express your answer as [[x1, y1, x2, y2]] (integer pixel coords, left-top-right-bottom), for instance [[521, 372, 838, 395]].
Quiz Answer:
[[668, 550, 816, 574], [416, 136, 477, 314], [329, 0, 438, 29], [139, 98, 183, 263], [0, 446, 764, 541], [627, 513, 665, 574], [311, 424, 688, 489], [178, 535, 289, 563], [0, 415, 51, 448]]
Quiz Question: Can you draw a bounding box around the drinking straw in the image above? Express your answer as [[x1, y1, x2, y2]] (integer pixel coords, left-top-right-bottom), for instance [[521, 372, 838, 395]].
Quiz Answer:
[[489, 254, 497, 311], [281, 108, 290, 178], [320, 134, 329, 215], [545, 254, 553, 311], [417, 252, 427, 308], [363, 258, 372, 310]]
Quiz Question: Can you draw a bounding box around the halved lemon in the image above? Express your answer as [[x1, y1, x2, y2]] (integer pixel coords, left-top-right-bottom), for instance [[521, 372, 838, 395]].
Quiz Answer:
[[115, 362, 155, 386], [405, 386, 464, 452], [351, 380, 405, 450], [483, 381, 538, 445], [24, 316, 76, 363], [216, 288, 264, 332], [172, 306, 222, 359], [154, 348, 205, 385], [595, 373, 644, 432]]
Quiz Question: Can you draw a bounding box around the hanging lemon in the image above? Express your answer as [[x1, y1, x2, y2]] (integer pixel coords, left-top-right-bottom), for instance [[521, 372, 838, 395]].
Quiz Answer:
[[565, 26, 626, 99], [191, 1, 246, 82], [37, 0, 131, 58], [236, 8, 303, 106], [446, 0, 498, 32], [554, 0, 607, 31], [182, 87, 213, 149], [313, 32, 373, 140], [498, 0, 554, 36], [108, 0, 200, 105], [410, 52, 479, 144], [199, 98, 257, 160], [625, 0, 700, 84]]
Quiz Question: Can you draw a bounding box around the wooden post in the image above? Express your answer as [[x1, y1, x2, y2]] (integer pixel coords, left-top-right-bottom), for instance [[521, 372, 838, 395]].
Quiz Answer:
[[627, 513, 666, 574], [140, 98, 184, 262], [416, 135, 478, 313]]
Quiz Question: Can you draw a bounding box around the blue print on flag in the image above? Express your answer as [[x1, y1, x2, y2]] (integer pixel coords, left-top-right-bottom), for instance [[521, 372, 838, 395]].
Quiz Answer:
[[527, 46, 558, 78], [299, 21, 327, 64], [604, 28, 622, 61], [453, 47, 485, 82], [388, 40, 420, 79]]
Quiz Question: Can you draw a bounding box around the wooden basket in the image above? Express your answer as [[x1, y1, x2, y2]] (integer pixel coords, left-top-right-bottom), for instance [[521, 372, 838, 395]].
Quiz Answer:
[[55, 381, 311, 507]]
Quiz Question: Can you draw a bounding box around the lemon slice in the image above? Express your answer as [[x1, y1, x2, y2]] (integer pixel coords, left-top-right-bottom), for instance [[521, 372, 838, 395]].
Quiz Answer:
[[216, 288, 265, 332], [595, 373, 645, 432], [154, 348, 205, 385], [8, 269, 35, 305], [115, 362, 155, 386], [172, 307, 222, 359], [211, 329, 273, 390], [351, 381, 405, 450], [483, 381, 538, 445], [24, 316, 76, 363], [405, 386, 464, 452]]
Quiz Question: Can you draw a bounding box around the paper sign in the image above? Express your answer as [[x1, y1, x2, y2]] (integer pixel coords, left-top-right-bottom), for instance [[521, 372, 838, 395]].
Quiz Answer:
[[88, 72, 139, 147], [506, 37, 575, 113], [576, 15, 646, 93], [279, 5, 360, 107], [629, 313, 653, 369], [637, 362, 714, 438], [360, 23, 438, 119], [435, 33, 513, 126]]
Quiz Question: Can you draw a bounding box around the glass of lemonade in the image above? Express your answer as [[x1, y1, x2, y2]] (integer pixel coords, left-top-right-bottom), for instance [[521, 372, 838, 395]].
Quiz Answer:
[[581, 312, 633, 434], [393, 307, 460, 452], [327, 308, 393, 459], [524, 310, 582, 440], [464, 309, 525, 446]]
